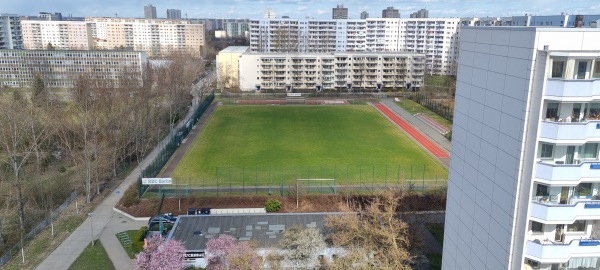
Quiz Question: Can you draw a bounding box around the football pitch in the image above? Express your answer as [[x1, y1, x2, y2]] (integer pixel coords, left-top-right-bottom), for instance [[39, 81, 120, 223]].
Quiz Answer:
[[170, 105, 448, 186]]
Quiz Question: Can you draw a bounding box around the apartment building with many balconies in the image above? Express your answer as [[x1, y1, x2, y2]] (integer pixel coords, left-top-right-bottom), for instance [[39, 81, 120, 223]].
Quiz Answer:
[[0, 14, 23, 49], [222, 47, 424, 92], [20, 18, 205, 57], [0, 49, 146, 88], [86, 17, 205, 57], [21, 20, 92, 50], [443, 27, 600, 270], [249, 18, 460, 75]]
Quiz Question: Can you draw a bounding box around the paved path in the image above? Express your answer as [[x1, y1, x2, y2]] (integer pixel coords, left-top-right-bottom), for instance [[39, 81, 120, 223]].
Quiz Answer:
[[37, 96, 214, 270], [380, 98, 451, 167], [415, 113, 450, 134], [159, 102, 219, 177]]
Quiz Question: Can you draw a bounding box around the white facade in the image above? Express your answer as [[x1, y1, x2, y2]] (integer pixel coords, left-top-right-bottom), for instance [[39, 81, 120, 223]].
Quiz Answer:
[[21, 20, 92, 50], [249, 18, 460, 75], [0, 14, 23, 49], [237, 51, 424, 92], [443, 27, 600, 270]]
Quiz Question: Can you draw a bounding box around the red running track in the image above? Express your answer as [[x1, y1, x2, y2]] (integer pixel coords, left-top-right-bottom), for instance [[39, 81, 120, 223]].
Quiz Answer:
[[374, 104, 450, 159]]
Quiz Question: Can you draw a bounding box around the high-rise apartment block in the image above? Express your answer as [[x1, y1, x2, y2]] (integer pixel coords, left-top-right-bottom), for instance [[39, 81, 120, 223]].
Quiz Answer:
[[443, 27, 600, 270], [144, 5, 157, 19], [410, 9, 429, 18], [20, 18, 205, 57], [360, 11, 369, 19], [0, 49, 146, 88], [249, 18, 460, 75], [382, 7, 400, 18], [0, 14, 23, 49], [461, 14, 600, 27], [167, 9, 181, 19], [264, 8, 276, 19], [332, 5, 348, 20], [38, 12, 63, 21], [21, 21, 92, 50]]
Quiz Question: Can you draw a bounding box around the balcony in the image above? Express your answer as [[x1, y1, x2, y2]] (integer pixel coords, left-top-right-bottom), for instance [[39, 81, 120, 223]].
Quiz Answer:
[[530, 200, 600, 223], [545, 79, 600, 101], [535, 161, 600, 184], [526, 239, 600, 263], [539, 121, 600, 142]]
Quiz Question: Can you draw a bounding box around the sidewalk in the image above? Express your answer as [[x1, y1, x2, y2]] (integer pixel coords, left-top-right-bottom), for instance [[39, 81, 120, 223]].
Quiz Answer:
[[36, 97, 209, 270]]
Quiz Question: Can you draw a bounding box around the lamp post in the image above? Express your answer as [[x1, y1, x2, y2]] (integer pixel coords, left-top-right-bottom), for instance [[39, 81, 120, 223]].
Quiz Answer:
[[88, 212, 94, 246]]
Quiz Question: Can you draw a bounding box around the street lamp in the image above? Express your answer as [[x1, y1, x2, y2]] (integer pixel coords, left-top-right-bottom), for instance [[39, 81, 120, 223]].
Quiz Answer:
[[88, 212, 94, 246]]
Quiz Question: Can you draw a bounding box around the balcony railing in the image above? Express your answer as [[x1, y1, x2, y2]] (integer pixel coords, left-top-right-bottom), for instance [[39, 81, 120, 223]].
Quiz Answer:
[[526, 239, 600, 263], [545, 78, 600, 100], [530, 199, 600, 223], [534, 161, 600, 183], [539, 120, 600, 142]]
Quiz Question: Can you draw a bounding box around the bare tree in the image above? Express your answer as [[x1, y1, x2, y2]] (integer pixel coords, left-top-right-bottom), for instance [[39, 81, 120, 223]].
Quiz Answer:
[[326, 191, 413, 269]]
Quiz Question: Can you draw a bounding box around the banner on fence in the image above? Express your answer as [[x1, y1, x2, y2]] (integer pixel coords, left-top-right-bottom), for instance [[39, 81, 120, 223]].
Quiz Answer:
[[142, 178, 173, 185]]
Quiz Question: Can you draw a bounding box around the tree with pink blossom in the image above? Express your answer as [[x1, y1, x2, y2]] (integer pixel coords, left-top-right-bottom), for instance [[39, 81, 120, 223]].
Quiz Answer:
[[135, 235, 186, 270], [206, 235, 262, 270]]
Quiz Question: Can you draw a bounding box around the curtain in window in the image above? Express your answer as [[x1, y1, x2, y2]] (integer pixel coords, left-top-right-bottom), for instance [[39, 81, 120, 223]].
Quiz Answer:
[[567, 257, 598, 268]]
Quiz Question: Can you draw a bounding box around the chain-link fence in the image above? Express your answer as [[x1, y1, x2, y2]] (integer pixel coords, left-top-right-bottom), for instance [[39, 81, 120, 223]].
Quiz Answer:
[[137, 93, 215, 197], [0, 191, 77, 267], [141, 164, 447, 198]]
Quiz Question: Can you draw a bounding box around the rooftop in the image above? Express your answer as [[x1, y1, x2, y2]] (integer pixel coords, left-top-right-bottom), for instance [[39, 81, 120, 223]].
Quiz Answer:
[[219, 46, 250, 53], [168, 212, 343, 251]]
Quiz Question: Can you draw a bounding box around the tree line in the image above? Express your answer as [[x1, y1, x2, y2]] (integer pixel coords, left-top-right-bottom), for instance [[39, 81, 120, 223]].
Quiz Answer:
[[0, 52, 204, 254]]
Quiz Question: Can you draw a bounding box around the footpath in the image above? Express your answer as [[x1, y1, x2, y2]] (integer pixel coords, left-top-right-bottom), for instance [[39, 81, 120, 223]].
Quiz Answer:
[[36, 96, 213, 270]]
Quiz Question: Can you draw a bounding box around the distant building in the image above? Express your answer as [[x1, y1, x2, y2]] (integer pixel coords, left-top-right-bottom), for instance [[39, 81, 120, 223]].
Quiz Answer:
[[332, 4, 348, 19], [410, 9, 429, 18], [21, 20, 92, 50], [264, 8, 276, 19], [382, 7, 400, 18], [0, 49, 147, 88], [360, 11, 369, 19], [0, 14, 23, 49], [249, 18, 461, 75], [166, 9, 181, 19], [144, 5, 157, 19], [222, 19, 249, 38], [38, 12, 62, 21]]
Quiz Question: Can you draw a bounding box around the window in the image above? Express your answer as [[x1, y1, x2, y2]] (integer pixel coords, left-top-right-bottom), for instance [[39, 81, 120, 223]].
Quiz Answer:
[[577, 183, 593, 197], [545, 103, 559, 120], [551, 60, 565, 78], [536, 184, 549, 197], [531, 221, 543, 233], [540, 144, 554, 159], [593, 60, 600, 79], [576, 61, 589, 79], [582, 143, 598, 159], [567, 220, 586, 232]]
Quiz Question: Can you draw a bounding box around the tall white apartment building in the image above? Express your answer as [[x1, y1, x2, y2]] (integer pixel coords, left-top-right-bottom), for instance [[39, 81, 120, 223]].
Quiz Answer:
[[86, 17, 205, 57], [21, 20, 92, 50], [0, 14, 23, 49], [248, 18, 460, 75], [218, 46, 424, 92], [443, 27, 600, 270], [0, 49, 146, 88]]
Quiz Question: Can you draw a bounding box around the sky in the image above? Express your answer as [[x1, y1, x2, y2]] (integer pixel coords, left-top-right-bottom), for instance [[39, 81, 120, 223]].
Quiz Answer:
[[1, 0, 599, 19]]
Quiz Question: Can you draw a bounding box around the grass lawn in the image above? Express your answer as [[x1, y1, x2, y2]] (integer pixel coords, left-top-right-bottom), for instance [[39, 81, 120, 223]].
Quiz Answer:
[[395, 99, 452, 130], [116, 230, 139, 259], [425, 75, 455, 87], [171, 105, 447, 186], [68, 240, 115, 270]]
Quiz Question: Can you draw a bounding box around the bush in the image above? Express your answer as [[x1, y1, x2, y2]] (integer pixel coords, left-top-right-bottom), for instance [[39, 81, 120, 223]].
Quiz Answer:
[[121, 184, 140, 207], [132, 226, 148, 253], [265, 198, 282, 212]]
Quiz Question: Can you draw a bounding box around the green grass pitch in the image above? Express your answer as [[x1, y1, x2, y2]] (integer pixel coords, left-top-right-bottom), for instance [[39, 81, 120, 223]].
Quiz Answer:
[[171, 105, 448, 186]]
